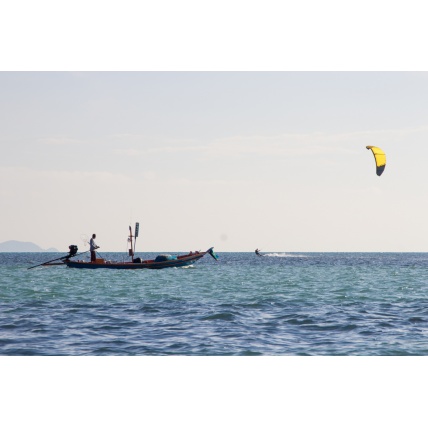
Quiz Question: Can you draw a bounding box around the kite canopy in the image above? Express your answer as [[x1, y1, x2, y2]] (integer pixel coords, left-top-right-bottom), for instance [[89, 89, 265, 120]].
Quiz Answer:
[[366, 146, 386, 176]]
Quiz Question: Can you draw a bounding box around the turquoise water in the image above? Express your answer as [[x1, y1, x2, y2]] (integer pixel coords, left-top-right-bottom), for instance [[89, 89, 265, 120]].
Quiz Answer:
[[1, 252, 428, 355]]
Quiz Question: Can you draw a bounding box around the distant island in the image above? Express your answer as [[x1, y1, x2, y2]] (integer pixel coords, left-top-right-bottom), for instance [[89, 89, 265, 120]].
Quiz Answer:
[[0, 240, 59, 252]]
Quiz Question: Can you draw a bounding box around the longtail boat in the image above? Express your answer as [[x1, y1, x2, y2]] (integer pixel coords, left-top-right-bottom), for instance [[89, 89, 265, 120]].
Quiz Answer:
[[28, 222, 218, 270], [65, 248, 217, 269]]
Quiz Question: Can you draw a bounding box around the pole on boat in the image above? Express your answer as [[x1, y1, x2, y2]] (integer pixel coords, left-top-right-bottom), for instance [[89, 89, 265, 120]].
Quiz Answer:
[[128, 226, 134, 261], [128, 222, 139, 261], [27, 245, 87, 269]]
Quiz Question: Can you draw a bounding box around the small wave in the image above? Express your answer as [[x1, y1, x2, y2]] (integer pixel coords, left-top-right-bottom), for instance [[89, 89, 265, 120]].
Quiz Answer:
[[409, 317, 424, 323], [239, 350, 263, 356], [201, 312, 234, 321]]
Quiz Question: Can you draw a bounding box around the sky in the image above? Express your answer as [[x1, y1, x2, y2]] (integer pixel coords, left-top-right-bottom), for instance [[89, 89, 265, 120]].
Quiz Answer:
[[1, 71, 428, 252]]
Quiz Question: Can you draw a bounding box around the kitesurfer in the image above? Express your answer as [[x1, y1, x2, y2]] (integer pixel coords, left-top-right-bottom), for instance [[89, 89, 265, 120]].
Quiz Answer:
[[255, 249, 261, 256], [89, 233, 99, 262]]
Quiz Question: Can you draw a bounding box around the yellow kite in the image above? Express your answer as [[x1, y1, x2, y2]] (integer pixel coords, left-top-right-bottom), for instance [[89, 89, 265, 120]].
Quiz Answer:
[[366, 146, 386, 176]]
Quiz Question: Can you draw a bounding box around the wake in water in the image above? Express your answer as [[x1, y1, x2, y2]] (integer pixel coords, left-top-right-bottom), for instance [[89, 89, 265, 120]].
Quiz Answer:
[[262, 252, 308, 258]]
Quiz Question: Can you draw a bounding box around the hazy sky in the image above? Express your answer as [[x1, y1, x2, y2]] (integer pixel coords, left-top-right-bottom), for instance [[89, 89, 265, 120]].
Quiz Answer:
[[1, 71, 428, 252]]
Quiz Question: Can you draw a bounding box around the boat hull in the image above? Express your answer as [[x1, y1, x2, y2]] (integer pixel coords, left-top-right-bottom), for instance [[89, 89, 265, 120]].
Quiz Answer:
[[64, 252, 207, 269]]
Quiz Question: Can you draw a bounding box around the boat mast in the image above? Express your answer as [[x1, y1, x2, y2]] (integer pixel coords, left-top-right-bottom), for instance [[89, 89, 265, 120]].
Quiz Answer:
[[128, 225, 134, 261]]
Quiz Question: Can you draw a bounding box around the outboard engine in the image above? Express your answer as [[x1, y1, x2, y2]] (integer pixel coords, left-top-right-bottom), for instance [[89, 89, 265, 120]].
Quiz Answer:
[[68, 245, 78, 257]]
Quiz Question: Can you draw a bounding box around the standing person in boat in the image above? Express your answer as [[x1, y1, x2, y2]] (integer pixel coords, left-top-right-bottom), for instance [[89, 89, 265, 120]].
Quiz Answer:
[[89, 233, 99, 262]]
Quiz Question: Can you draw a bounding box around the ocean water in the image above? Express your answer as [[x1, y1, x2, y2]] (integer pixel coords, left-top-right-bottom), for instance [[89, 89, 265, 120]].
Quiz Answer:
[[1, 251, 428, 356]]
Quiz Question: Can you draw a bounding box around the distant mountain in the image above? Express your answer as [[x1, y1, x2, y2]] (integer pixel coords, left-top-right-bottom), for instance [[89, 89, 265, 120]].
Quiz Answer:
[[0, 240, 59, 252]]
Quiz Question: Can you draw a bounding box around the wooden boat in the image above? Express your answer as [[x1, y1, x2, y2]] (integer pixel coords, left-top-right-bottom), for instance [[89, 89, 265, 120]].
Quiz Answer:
[[28, 222, 218, 270], [64, 248, 216, 269]]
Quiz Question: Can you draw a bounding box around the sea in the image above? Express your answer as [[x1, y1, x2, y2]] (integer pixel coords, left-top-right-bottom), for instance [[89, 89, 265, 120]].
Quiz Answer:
[[2, 251, 428, 356], [1, 251, 427, 426]]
